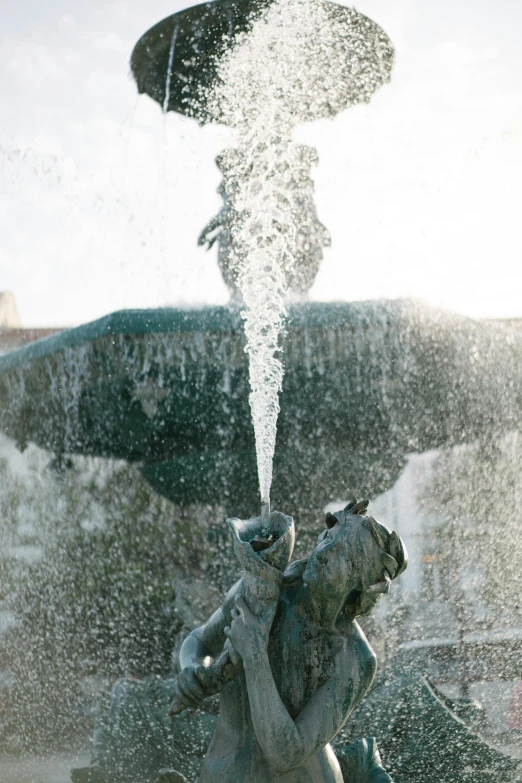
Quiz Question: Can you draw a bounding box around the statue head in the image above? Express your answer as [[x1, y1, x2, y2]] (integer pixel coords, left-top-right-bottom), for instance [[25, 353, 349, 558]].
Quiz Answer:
[[302, 498, 407, 618]]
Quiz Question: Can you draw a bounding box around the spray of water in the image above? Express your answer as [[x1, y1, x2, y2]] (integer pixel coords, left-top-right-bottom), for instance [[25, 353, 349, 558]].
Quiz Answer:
[[213, 139, 303, 503], [163, 23, 180, 114], [202, 0, 393, 503], [203, 0, 318, 503]]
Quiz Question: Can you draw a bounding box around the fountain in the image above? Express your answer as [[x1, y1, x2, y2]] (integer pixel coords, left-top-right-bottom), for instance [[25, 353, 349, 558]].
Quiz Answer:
[[0, 3, 521, 518], [131, 0, 397, 512], [1, 0, 522, 781], [1, 302, 522, 525]]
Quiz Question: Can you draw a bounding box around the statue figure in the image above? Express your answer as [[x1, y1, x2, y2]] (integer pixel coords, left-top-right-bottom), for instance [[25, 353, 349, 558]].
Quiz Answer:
[[171, 498, 407, 782], [72, 498, 405, 783], [198, 145, 331, 301]]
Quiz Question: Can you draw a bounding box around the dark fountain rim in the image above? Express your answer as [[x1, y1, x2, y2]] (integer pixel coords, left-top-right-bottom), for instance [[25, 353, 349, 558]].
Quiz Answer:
[[0, 298, 454, 372]]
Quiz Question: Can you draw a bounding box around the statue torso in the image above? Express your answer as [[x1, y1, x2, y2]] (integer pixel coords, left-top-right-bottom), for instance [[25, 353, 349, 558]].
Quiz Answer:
[[197, 580, 371, 783]]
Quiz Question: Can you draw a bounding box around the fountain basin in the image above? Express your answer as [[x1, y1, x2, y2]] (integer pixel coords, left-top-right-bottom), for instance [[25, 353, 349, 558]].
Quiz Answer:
[[131, 0, 394, 125], [0, 299, 520, 516]]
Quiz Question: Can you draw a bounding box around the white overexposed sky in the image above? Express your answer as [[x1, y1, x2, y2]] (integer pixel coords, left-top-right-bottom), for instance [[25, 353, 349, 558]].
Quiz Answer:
[[1, 0, 521, 327]]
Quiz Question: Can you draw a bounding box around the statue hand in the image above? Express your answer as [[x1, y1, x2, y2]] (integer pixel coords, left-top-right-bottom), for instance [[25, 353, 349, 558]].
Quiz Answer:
[[224, 595, 277, 662], [171, 664, 207, 711]]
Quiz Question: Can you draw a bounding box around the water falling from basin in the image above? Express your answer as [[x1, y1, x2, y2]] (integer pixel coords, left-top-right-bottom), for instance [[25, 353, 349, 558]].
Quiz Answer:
[[163, 23, 180, 114]]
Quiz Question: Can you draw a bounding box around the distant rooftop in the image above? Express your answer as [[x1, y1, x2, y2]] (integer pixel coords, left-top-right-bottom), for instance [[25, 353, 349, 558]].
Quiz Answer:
[[0, 292, 63, 355]]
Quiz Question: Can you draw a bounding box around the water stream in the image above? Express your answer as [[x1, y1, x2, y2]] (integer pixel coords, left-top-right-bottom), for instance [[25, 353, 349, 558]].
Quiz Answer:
[[163, 23, 180, 114], [201, 0, 394, 504], [206, 0, 342, 503]]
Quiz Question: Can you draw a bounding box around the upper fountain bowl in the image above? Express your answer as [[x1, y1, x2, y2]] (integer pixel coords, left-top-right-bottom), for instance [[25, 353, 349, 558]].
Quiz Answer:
[[130, 0, 394, 126]]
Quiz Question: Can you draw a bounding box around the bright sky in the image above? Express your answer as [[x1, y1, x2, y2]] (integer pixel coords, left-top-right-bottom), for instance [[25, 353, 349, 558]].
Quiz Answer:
[[1, 0, 521, 327]]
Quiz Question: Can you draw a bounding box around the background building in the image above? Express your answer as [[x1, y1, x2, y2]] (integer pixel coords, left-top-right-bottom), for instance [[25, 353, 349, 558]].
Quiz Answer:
[[0, 292, 62, 355]]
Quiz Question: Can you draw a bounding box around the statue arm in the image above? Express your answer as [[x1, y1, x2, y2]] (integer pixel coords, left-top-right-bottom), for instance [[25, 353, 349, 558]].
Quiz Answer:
[[240, 623, 376, 773], [197, 213, 224, 249], [179, 579, 243, 669], [171, 580, 244, 710]]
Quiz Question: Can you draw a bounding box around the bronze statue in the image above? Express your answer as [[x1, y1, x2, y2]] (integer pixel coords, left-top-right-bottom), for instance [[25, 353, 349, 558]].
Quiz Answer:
[[72, 499, 404, 783], [171, 499, 406, 782], [198, 146, 331, 300]]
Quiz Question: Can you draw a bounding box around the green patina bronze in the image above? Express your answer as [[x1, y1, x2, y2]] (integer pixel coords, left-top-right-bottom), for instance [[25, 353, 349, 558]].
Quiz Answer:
[[73, 505, 521, 783], [130, 0, 394, 126], [76, 500, 403, 782], [173, 500, 404, 782], [1, 300, 521, 517]]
